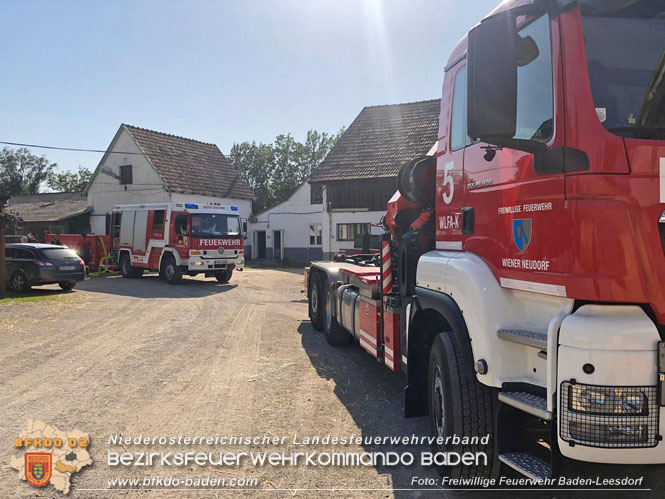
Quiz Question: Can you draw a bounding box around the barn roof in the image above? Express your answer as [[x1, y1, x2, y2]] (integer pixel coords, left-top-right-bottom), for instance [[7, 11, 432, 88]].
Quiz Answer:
[[309, 99, 440, 182], [7, 192, 89, 222]]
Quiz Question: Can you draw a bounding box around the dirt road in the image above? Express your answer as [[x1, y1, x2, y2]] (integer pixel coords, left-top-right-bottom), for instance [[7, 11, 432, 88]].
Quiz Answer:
[[0, 269, 442, 498]]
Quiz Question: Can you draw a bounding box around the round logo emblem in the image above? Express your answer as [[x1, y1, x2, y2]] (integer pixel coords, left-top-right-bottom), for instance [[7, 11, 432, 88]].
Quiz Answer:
[[218, 247, 225, 255]]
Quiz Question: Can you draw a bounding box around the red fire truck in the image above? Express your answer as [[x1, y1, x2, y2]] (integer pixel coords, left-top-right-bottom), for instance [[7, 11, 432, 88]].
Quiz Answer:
[[306, 0, 665, 481], [113, 202, 246, 284]]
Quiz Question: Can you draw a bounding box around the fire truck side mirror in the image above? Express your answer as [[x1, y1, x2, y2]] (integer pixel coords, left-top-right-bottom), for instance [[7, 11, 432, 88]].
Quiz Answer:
[[241, 219, 248, 239], [467, 12, 518, 143]]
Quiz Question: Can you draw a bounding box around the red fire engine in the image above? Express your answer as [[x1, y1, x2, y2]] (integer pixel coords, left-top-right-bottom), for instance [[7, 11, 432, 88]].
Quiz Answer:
[[306, 0, 665, 481], [113, 202, 246, 284]]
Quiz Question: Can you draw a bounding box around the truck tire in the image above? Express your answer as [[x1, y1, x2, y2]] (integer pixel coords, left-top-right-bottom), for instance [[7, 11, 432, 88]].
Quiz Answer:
[[120, 253, 143, 278], [308, 273, 324, 331], [323, 279, 351, 345], [428, 332, 498, 480], [162, 255, 182, 285], [9, 271, 30, 293], [215, 269, 233, 283], [58, 282, 76, 291]]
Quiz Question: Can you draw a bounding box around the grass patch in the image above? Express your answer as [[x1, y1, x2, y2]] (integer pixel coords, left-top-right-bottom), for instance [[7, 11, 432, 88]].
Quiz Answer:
[[0, 292, 69, 305]]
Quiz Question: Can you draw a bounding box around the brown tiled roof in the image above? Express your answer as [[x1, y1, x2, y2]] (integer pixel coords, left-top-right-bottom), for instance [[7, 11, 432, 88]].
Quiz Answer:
[[309, 99, 440, 182], [123, 125, 255, 200], [7, 192, 89, 222]]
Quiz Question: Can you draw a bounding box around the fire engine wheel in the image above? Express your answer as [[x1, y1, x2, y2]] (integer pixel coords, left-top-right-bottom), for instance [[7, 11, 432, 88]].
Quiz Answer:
[[120, 254, 143, 279], [9, 271, 30, 293], [308, 273, 324, 331], [428, 332, 498, 480], [323, 279, 351, 345], [162, 256, 182, 285], [215, 269, 233, 283]]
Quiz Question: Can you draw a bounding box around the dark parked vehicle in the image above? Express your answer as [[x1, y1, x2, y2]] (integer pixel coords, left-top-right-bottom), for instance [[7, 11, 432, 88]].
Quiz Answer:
[[4, 243, 85, 292]]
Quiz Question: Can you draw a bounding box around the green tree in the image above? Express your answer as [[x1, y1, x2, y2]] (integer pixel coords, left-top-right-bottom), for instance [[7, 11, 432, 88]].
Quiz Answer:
[[47, 166, 93, 192], [0, 147, 56, 194], [230, 128, 344, 213]]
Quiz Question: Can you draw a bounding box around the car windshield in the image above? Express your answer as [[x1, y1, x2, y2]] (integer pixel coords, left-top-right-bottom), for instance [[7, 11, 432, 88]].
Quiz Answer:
[[191, 214, 240, 238], [41, 248, 81, 260], [582, 4, 665, 139]]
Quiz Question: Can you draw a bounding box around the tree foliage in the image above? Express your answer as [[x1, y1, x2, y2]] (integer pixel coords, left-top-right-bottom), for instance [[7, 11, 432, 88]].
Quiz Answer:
[[0, 147, 56, 195], [230, 129, 344, 213], [47, 166, 93, 192]]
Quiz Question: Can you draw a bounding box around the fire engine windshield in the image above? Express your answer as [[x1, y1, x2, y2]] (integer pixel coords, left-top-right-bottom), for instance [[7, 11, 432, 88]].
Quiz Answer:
[[190, 214, 240, 238], [582, 2, 665, 139]]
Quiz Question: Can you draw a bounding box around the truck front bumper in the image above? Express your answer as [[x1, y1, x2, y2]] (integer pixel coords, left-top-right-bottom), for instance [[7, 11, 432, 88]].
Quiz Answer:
[[187, 255, 244, 272], [557, 305, 664, 464]]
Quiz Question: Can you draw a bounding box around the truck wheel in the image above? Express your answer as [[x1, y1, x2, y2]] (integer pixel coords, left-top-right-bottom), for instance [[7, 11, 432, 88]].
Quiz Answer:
[[9, 271, 30, 293], [323, 279, 351, 345], [215, 269, 233, 283], [58, 282, 75, 291], [308, 273, 324, 331], [162, 256, 182, 285], [119, 254, 143, 278], [428, 332, 498, 479]]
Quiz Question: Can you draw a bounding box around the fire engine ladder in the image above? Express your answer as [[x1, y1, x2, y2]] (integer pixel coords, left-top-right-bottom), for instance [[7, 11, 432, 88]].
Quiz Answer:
[[496, 328, 553, 480]]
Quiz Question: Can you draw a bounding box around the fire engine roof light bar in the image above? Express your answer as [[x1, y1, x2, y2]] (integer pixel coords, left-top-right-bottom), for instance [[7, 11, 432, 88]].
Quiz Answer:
[[185, 203, 199, 209], [231, 205, 238, 211]]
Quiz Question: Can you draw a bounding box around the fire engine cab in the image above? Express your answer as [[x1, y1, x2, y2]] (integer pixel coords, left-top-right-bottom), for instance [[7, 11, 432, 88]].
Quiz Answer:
[[306, 0, 665, 482], [113, 202, 246, 284]]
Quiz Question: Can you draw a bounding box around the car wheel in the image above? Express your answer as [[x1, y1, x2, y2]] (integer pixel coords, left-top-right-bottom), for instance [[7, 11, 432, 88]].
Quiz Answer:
[[162, 256, 182, 285], [58, 282, 75, 291], [215, 269, 233, 283], [428, 332, 499, 480], [322, 279, 351, 345], [9, 271, 30, 293], [309, 273, 324, 331]]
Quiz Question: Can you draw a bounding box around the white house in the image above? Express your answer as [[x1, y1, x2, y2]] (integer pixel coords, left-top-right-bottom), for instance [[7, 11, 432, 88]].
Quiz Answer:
[[248, 182, 323, 262], [308, 99, 441, 259], [85, 124, 255, 248]]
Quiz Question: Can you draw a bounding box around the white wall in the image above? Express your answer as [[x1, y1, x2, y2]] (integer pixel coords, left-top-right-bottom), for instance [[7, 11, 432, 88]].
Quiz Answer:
[[87, 127, 253, 235], [87, 128, 169, 234], [321, 185, 384, 258], [248, 183, 323, 261]]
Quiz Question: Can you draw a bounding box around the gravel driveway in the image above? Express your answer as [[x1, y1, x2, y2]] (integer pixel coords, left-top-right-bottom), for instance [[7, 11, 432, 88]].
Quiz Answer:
[[0, 269, 658, 498]]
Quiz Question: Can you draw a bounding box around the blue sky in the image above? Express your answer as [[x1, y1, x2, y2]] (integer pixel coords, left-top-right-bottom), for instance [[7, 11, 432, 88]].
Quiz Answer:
[[0, 0, 499, 175]]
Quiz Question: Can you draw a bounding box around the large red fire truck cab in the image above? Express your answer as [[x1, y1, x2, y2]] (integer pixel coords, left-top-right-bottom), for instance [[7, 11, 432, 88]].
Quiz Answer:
[[306, 0, 665, 482], [113, 202, 246, 284]]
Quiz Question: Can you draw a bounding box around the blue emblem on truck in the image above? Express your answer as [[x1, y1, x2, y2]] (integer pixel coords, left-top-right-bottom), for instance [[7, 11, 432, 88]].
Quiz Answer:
[[513, 219, 532, 252]]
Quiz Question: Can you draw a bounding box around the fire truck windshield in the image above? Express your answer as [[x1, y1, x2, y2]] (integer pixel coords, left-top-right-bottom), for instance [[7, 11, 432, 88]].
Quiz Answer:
[[191, 214, 241, 238], [582, 5, 665, 139]]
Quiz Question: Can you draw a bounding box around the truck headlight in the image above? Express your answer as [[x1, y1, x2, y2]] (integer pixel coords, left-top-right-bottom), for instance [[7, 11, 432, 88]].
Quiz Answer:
[[560, 382, 659, 448], [193, 261, 203, 267], [570, 386, 648, 415]]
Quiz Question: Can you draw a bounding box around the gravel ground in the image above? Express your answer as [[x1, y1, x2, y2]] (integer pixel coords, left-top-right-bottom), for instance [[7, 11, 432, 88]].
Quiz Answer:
[[0, 269, 659, 499]]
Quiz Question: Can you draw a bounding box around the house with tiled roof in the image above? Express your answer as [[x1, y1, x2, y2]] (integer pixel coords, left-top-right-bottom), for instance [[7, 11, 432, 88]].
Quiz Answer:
[[85, 124, 255, 243], [5, 192, 91, 238], [309, 99, 440, 258]]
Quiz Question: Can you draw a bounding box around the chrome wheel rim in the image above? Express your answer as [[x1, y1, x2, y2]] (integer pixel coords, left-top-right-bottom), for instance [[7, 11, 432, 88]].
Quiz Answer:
[[310, 282, 319, 316], [324, 286, 332, 330], [165, 263, 175, 281], [433, 366, 446, 441], [12, 274, 24, 290]]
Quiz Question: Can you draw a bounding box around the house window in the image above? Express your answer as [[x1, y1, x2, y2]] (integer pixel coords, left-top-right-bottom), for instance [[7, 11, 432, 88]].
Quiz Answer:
[[120, 165, 133, 185], [309, 224, 322, 246], [336, 223, 370, 241], [327, 180, 396, 211], [310, 184, 323, 204], [152, 210, 165, 231]]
